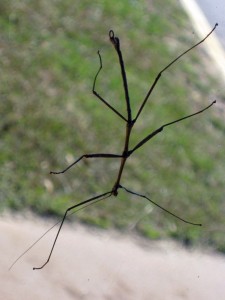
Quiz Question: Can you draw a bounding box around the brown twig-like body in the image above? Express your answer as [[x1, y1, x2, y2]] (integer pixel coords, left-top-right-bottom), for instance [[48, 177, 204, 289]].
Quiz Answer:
[[35, 24, 217, 270], [10, 24, 218, 270]]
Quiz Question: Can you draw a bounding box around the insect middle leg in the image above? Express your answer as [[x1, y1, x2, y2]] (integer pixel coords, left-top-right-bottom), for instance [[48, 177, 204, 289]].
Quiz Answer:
[[50, 153, 123, 174]]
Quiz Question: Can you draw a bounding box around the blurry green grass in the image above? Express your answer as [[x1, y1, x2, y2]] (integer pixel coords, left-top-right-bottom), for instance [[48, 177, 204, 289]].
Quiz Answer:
[[1, 0, 225, 252]]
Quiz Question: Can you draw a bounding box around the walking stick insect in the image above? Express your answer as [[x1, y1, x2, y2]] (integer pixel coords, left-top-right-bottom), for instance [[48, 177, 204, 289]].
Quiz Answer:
[[10, 24, 217, 271]]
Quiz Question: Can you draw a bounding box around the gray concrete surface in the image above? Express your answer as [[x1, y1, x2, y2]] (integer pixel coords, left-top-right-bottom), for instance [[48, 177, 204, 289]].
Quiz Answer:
[[1, 215, 225, 300]]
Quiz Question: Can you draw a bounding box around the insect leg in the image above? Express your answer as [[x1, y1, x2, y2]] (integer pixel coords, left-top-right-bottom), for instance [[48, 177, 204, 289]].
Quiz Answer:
[[50, 153, 123, 174], [33, 191, 112, 270]]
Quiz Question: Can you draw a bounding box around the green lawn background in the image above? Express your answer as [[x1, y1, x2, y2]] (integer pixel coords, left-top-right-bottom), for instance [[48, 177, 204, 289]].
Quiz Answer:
[[1, 0, 225, 251]]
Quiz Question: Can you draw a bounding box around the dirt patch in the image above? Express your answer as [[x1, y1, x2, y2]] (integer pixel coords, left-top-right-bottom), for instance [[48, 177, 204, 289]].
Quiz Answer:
[[1, 215, 225, 299]]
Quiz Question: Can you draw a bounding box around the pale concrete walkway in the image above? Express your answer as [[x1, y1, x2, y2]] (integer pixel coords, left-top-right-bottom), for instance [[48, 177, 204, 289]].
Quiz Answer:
[[180, 0, 225, 81], [1, 215, 225, 299]]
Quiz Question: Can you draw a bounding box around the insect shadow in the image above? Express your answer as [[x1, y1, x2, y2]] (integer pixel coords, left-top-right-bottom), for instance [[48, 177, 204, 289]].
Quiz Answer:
[[9, 24, 217, 271]]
